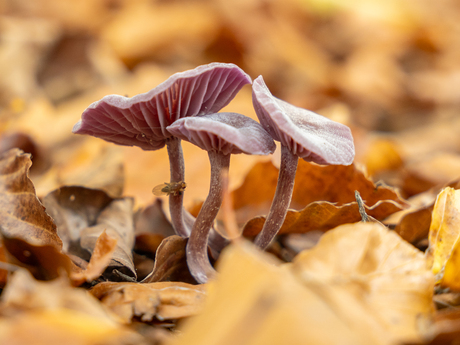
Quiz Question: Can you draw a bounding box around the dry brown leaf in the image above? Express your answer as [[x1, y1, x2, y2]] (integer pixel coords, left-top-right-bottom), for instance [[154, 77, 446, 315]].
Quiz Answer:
[[134, 199, 175, 238], [393, 206, 433, 244], [0, 149, 61, 249], [170, 242, 393, 345], [91, 281, 206, 324], [70, 230, 117, 286], [142, 235, 195, 284], [243, 199, 404, 237], [233, 160, 407, 225], [43, 186, 136, 277], [291, 222, 435, 343], [0, 235, 74, 281], [42, 186, 115, 252], [80, 197, 136, 278], [0, 269, 141, 345]]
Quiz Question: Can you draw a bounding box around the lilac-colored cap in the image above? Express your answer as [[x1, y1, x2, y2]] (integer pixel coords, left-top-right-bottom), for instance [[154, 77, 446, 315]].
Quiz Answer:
[[73, 63, 252, 150], [252, 76, 355, 165], [166, 113, 276, 156]]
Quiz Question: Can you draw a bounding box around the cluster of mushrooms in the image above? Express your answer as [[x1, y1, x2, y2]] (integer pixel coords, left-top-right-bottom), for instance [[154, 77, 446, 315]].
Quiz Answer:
[[73, 63, 355, 283]]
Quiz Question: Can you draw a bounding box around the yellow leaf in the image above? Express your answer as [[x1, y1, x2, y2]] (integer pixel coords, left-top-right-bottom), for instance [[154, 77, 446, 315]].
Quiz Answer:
[[171, 242, 396, 345], [426, 187, 460, 276], [292, 222, 435, 343]]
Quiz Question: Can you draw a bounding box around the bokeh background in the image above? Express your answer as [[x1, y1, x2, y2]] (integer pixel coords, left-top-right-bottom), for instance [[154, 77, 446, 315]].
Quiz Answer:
[[1, 0, 460, 207]]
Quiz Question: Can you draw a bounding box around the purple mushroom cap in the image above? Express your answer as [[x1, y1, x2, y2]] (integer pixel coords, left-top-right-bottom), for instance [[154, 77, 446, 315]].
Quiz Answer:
[[73, 63, 252, 150], [166, 112, 276, 156], [252, 75, 355, 165]]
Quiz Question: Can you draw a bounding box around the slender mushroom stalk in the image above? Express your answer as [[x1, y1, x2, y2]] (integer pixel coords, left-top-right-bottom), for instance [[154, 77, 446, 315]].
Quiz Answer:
[[166, 137, 187, 236], [167, 112, 275, 283], [187, 151, 230, 282], [72, 63, 251, 240], [251, 76, 355, 250]]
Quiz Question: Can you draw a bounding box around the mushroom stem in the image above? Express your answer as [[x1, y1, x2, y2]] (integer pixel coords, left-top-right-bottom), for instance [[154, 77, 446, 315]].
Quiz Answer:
[[254, 145, 298, 249], [166, 137, 188, 238], [186, 150, 230, 283]]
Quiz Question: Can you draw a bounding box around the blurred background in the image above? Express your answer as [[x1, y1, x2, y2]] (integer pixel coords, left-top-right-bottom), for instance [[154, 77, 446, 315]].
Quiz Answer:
[[1, 0, 460, 206]]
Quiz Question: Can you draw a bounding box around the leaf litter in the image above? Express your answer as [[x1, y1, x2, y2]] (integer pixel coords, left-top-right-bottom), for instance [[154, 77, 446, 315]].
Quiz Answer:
[[3, 0, 460, 343]]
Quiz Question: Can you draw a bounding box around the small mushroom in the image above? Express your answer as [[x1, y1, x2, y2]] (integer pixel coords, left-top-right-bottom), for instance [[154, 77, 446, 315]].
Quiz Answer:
[[167, 112, 276, 283], [252, 75, 355, 249], [73, 63, 251, 238]]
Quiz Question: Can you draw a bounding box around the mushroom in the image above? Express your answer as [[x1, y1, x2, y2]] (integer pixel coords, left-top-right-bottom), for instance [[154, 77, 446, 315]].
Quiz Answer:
[[251, 75, 355, 249], [167, 112, 276, 283], [72, 63, 251, 238]]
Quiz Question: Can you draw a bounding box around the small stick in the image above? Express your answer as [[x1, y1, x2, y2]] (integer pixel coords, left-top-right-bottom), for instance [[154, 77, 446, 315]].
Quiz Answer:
[[355, 190, 370, 222]]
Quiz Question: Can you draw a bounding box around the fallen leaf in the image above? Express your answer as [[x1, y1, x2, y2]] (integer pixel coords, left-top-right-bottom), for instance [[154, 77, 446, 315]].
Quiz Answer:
[[42, 186, 114, 253], [142, 235, 195, 284], [0, 269, 141, 345], [0, 234, 73, 281], [80, 197, 136, 278], [134, 199, 175, 238], [170, 241, 393, 345], [43, 186, 136, 277], [70, 230, 118, 286], [0, 149, 61, 249], [91, 281, 206, 323], [393, 206, 433, 244], [426, 187, 460, 279], [233, 160, 407, 225], [291, 222, 435, 343], [243, 199, 404, 237], [384, 190, 437, 244]]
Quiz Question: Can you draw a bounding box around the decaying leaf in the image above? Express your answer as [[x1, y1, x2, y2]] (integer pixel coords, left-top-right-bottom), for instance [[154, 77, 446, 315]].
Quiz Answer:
[[142, 235, 195, 284], [291, 222, 435, 343], [43, 186, 136, 277], [70, 230, 118, 286], [0, 149, 61, 249], [170, 241, 393, 345], [0, 234, 74, 281], [243, 199, 404, 237], [233, 160, 407, 227], [134, 199, 175, 238], [426, 187, 460, 290], [42, 186, 114, 252], [0, 269, 141, 345], [80, 197, 136, 278], [90, 281, 206, 323]]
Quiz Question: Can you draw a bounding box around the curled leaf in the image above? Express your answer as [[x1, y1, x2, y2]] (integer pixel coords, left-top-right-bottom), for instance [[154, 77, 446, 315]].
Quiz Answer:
[[233, 160, 407, 226], [0, 149, 61, 249], [91, 281, 206, 323], [426, 187, 460, 290], [243, 200, 405, 237], [142, 235, 195, 284]]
